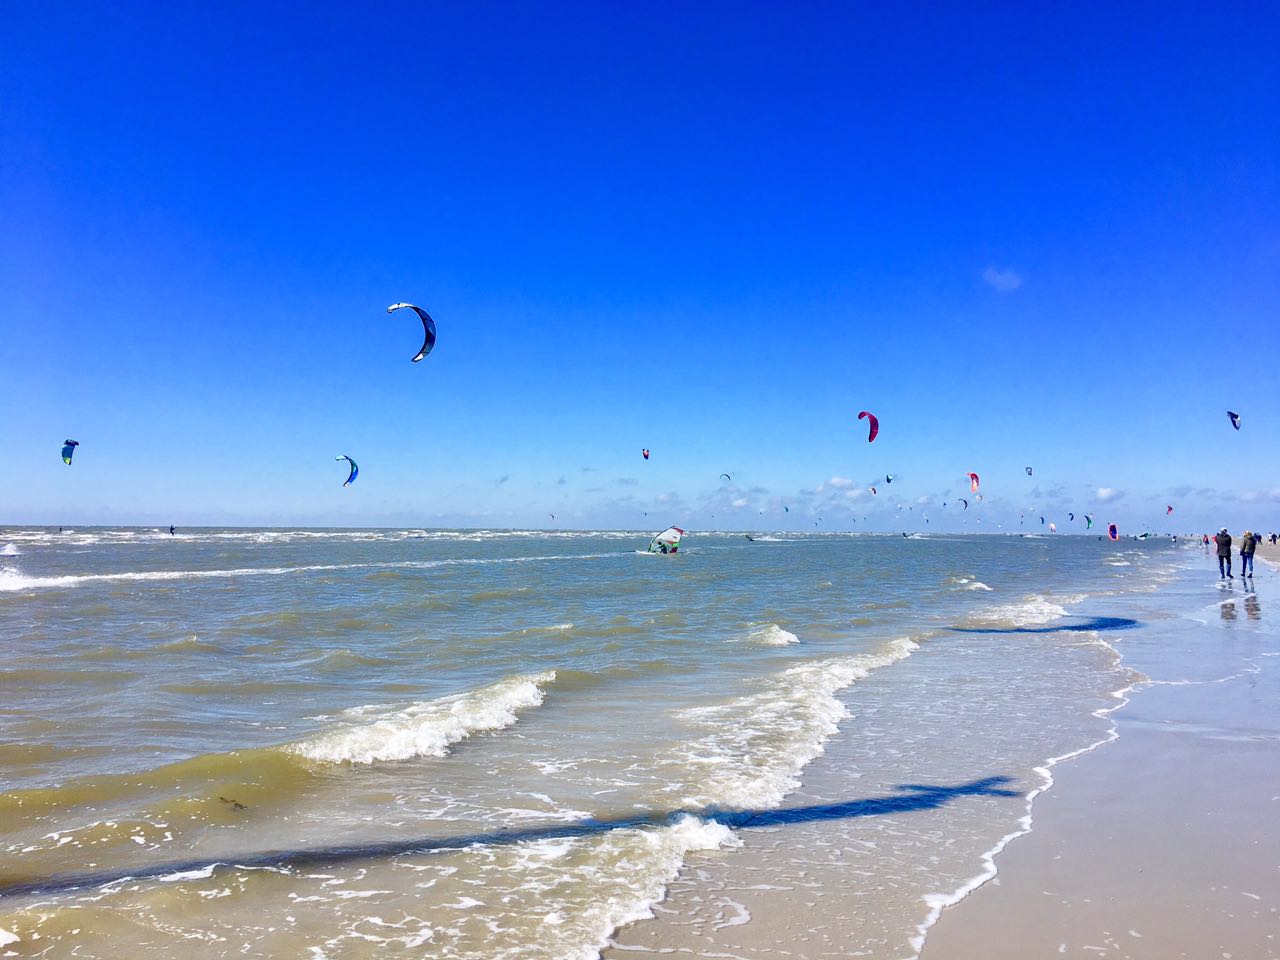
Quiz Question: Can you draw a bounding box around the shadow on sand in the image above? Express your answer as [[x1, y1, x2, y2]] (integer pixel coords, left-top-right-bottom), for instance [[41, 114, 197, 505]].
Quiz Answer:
[[948, 616, 1141, 635], [0, 777, 1019, 898]]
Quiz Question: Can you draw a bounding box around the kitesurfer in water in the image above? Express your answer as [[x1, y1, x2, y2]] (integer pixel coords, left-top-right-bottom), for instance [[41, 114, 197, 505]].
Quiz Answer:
[[1215, 527, 1234, 579], [169, 525, 175, 536]]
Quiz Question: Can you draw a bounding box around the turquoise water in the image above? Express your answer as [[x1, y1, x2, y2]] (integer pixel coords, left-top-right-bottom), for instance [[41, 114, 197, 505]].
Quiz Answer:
[[0, 528, 1217, 957]]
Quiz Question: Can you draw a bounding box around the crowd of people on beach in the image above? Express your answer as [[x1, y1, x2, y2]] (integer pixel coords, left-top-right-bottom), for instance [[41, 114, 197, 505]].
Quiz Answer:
[[1206, 528, 1273, 579]]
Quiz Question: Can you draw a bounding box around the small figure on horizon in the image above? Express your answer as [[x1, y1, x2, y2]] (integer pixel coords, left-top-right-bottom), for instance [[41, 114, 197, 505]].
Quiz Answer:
[[169, 525, 175, 536], [1215, 527, 1234, 579], [1239, 529, 1257, 579]]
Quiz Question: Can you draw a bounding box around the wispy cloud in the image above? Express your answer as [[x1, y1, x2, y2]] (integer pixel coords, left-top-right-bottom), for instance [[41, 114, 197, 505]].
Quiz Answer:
[[982, 266, 1023, 292], [616, 477, 639, 487], [1096, 487, 1124, 502]]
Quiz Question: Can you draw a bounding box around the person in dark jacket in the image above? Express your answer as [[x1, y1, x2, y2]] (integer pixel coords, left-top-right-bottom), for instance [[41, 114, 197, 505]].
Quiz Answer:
[[1240, 530, 1258, 579], [1215, 527, 1233, 579]]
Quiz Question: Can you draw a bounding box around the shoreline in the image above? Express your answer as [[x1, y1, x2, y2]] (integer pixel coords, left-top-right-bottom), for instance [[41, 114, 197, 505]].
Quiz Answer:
[[922, 549, 1279, 958]]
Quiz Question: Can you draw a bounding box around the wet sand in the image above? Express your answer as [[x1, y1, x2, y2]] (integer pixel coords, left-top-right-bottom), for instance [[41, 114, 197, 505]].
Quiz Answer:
[[923, 553, 1280, 959]]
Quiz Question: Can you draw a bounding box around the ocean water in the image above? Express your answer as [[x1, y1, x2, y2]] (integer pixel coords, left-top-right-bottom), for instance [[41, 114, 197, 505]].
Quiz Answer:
[[0, 528, 1214, 957]]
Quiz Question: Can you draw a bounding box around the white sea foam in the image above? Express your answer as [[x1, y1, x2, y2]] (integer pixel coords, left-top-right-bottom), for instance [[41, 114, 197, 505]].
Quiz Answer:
[[969, 594, 1082, 628], [289, 671, 555, 764], [0, 544, 19, 556], [673, 637, 919, 809], [0, 553, 625, 592], [486, 815, 739, 960], [733, 623, 799, 646]]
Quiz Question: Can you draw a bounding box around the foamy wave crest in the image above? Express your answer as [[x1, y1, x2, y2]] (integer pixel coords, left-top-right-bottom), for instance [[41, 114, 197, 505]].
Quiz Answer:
[[485, 815, 739, 960], [733, 623, 799, 646], [1, 544, 19, 556], [970, 595, 1078, 628], [289, 671, 555, 764], [673, 638, 918, 809]]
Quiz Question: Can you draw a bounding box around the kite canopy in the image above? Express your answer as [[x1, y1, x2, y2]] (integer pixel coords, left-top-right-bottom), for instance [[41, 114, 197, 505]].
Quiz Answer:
[[642, 449, 650, 460], [959, 498, 968, 510], [720, 473, 732, 481], [1167, 505, 1174, 515], [968, 472, 980, 493], [885, 474, 894, 484], [386, 302, 437, 362], [1085, 514, 1094, 529], [647, 526, 684, 554], [857, 411, 879, 443], [336, 455, 358, 487], [1068, 512, 1075, 521], [61, 439, 79, 466], [1025, 466, 1033, 476], [870, 486, 877, 496], [1227, 411, 1241, 430], [1107, 523, 1119, 541]]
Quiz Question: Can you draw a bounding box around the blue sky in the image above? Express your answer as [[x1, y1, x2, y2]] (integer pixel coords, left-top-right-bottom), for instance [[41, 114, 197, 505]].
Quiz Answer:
[[3, 2, 1277, 532]]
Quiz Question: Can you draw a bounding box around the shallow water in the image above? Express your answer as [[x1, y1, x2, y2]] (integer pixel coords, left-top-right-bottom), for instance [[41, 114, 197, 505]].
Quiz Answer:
[[0, 528, 1200, 957]]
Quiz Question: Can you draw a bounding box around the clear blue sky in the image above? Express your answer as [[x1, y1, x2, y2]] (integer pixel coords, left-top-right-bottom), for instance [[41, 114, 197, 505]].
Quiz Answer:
[[3, 2, 1277, 532]]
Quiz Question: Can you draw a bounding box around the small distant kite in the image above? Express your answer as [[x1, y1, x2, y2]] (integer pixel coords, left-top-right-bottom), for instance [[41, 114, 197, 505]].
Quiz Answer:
[[1107, 523, 1119, 541], [642, 449, 650, 460], [386, 303, 437, 363], [336, 455, 358, 487], [885, 474, 895, 484], [1167, 505, 1174, 515], [1025, 466, 1033, 476], [1068, 512, 1075, 521], [959, 498, 968, 510], [61, 439, 79, 465], [720, 473, 732, 481], [1085, 514, 1094, 530], [1227, 411, 1241, 430], [857, 411, 879, 443], [870, 486, 877, 496], [784, 506, 789, 512], [1040, 516, 1045, 525], [968, 472, 980, 493], [549, 514, 556, 520]]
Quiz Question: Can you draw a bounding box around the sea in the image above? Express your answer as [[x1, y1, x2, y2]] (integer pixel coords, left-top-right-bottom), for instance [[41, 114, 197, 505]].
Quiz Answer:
[[0, 527, 1261, 958]]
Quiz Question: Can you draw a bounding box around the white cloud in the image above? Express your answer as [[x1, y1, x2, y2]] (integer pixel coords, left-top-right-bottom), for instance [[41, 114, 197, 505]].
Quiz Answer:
[[732, 497, 749, 508], [1096, 487, 1125, 502], [824, 476, 855, 490], [982, 266, 1023, 292]]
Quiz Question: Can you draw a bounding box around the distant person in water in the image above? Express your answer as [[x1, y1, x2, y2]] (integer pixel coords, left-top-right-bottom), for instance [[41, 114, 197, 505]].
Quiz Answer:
[[1239, 529, 1257, 579], [1215, 527, 1233, 579], [169, 525, 175, 536]]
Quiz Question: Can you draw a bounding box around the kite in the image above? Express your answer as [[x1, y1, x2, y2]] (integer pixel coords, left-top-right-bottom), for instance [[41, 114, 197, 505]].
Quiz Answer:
[[720, 473, 732, 481], [1107, 523, 1118, 541], [885, 474, 894, 484], [61, 440, 79, 465], [857, 411, 879, 443], [1227, 411, 1241, 430], [1026, 466, 1033, 476], [959, 498, 968, 510], [784, 506, 789, 512], [642, 449, 650, 460], [336, 455, 358, 487], [1040, 516, 1045, 525], [1085, 514, 1094, 530], [968, 472, 980, 493], [647, 526, 684, 555], [1068, 512, 1075, 521], [1167, 505, 1174, 515], [870, 486, 877, 496], [386, 303, 436, 362]]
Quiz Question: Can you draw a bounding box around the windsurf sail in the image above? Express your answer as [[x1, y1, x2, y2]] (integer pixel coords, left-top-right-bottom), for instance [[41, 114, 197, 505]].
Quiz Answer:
[[647, 526, 684, 554]]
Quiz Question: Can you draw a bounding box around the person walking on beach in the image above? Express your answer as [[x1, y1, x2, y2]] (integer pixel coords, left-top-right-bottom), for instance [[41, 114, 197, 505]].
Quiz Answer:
[[1240, 529, 1258, 579], [1215, 527, 1233, 579]]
